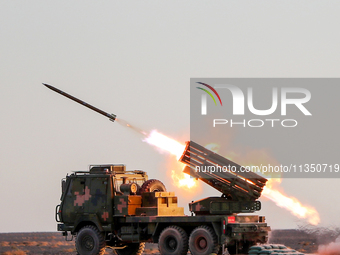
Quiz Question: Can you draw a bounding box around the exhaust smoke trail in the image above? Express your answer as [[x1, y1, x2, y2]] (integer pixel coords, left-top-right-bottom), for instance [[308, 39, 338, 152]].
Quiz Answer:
[[115, 118, 147, 136]]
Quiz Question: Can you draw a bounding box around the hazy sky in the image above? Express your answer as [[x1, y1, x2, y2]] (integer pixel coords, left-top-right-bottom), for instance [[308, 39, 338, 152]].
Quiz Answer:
[[1, 1, 340, 232]]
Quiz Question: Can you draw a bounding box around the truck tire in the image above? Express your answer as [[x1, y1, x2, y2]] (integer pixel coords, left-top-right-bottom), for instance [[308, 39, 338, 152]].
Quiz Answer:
[[189, 225, 220, 255], [116, 242, 145, 255], [140, 179, 166, 193], [158, 225, 188, 255], [76, 225, 105, 255]]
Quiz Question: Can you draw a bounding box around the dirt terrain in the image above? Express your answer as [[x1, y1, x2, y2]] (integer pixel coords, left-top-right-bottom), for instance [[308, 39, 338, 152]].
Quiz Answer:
[[0, 230, 324, 254], [0, 232, 157, 255]]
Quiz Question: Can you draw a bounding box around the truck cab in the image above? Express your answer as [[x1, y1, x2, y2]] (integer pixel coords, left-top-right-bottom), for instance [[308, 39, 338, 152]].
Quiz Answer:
[[56, 164, 148, 235]]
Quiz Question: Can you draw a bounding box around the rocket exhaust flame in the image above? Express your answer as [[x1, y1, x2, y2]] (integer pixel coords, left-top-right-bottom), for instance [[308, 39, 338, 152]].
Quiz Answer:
[[263, 179, 320, 225], [143, 130, 185, 160], [171, 170, 197, 189]]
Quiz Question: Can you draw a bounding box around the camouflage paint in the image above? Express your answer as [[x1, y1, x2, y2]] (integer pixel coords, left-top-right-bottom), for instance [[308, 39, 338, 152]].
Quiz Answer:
[[101, 211, 109, 221], [74, 186, 91, 206], [117, 198, 127, 214]]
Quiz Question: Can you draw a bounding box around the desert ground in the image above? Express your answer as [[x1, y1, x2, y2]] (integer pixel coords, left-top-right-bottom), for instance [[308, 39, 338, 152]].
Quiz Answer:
[[0, 229, 330, 255]]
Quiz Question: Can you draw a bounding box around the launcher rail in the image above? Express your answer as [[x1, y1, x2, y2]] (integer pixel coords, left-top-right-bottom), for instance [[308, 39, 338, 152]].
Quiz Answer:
[[179, 141, 267, 201]]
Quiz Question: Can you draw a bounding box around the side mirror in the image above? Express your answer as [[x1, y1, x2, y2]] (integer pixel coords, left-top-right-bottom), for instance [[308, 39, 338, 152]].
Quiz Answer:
[[61, 180, 66, 194]]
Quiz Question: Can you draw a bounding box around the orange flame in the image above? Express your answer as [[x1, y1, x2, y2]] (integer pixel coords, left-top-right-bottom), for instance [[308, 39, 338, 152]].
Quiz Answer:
[[263, 179, 320, 225], [171, 170, 197, 189], [144, 130, 185, 160], [171, 163, 198, 190], [144, 130, 199, 190]]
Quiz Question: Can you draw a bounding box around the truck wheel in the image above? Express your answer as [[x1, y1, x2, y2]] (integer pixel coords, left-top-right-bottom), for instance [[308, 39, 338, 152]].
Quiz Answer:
[[116, 242, 145, 255], [189, 225, 220, 255], [140, 179, 166, 193], [76, 225, 105, 255], [158, 225, 188, 255]]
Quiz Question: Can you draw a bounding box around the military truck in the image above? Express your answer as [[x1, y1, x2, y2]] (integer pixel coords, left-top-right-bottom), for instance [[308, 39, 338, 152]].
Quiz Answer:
[[56, 141, 270, 255]]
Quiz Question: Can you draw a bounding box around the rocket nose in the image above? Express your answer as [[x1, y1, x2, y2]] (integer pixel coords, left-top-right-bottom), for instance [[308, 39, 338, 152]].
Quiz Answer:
[[42, 83, 55, 90]]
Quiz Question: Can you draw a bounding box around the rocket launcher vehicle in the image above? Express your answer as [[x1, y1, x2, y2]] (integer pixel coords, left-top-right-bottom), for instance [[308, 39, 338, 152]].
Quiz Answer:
[[179, 141, 268, 215]]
